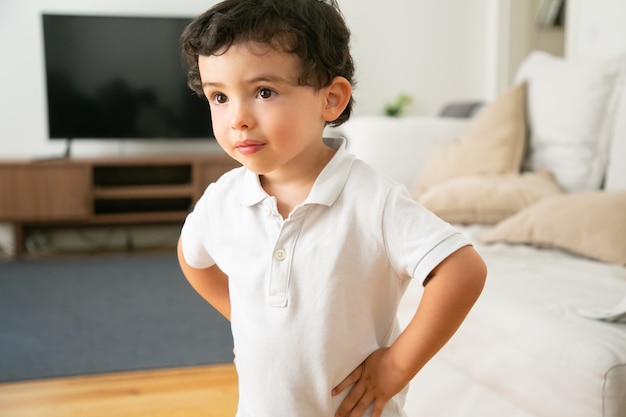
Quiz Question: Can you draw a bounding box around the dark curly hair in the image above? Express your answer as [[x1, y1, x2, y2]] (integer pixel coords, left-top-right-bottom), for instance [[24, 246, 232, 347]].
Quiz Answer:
[[180, 0, 355, 126]]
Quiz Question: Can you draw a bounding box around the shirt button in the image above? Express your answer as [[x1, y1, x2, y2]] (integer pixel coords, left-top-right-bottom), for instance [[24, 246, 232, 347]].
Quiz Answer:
[[264, 206, 272, 216], [274, 249, 286, 261]]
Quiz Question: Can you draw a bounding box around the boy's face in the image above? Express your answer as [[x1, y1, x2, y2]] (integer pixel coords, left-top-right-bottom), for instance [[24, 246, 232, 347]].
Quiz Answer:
[[198, 42, 330, 178]]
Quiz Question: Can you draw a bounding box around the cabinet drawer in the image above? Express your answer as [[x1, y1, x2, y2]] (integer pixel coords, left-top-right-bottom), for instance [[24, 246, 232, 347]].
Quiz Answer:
[[0, 165, 91, 221]]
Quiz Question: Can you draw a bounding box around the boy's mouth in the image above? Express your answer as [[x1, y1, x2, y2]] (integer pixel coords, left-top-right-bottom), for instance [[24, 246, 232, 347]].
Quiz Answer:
[[235, 140, 265, 155]]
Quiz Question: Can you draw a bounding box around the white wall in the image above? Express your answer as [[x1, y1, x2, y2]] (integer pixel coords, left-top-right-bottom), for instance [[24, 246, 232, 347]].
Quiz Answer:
[[343, 1, 492, 116], [565, 0, 626, 59], [0, 0, 495, 159]]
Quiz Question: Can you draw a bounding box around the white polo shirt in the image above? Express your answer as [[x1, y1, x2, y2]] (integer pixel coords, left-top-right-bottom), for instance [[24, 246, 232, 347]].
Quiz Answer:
[[181, 137, 470, 417]]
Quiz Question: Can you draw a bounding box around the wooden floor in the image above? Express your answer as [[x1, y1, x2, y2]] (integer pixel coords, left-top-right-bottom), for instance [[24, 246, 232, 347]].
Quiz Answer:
[[0, 364, 238, 417]]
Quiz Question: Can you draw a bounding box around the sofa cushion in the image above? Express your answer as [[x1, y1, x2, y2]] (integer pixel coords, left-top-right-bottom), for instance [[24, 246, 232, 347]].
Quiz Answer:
[[413, 82, 526, 196], [401, 224, 626, 417], [417, 170, 562, 225], [482, 191, 626, 265], [514, 51, 622, 192]]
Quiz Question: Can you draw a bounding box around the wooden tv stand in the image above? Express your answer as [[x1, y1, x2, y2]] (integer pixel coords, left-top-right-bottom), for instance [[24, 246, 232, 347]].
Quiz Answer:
[[0, 154, 240, 257]]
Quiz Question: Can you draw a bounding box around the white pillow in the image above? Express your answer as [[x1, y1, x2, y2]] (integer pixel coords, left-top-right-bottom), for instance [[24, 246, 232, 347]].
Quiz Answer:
[[605, 57, 626, 191], [514, 51, 622, 192]]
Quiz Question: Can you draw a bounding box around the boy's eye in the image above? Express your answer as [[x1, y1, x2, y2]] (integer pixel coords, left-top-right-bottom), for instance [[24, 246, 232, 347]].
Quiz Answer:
[[214, 93, 228, 104], [208, 92, 227, 104], [257, 88, 275, 99]]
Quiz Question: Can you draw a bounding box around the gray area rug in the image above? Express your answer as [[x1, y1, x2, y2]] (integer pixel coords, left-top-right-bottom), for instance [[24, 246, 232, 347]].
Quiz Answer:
[[0, 253, 233, 382]]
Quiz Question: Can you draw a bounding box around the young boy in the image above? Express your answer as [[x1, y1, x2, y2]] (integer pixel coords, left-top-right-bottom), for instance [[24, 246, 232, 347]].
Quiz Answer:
[[177, 1, 487, 416]]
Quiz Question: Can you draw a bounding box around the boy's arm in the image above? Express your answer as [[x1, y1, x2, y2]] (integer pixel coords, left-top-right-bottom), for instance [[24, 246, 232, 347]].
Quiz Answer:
[[333, 245, 487, 417], [177, 238, 231, 321]]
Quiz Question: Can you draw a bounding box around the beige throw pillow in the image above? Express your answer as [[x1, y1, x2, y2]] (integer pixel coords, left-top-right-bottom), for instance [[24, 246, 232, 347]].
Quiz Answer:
[[418, 170, 562, 225], [413, 82, 527, 196], [482, 191, 626, 265]]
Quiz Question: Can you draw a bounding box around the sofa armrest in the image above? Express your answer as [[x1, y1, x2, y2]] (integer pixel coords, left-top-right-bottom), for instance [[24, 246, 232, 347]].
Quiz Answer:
[[333, 115, 470, 190]]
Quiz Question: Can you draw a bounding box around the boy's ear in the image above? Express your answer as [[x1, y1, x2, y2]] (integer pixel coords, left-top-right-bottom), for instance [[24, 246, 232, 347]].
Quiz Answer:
[[322, 76, 352, 122]]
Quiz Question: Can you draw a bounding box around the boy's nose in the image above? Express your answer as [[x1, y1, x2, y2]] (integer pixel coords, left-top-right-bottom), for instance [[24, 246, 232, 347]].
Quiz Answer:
[[230, 101, 252, 130]]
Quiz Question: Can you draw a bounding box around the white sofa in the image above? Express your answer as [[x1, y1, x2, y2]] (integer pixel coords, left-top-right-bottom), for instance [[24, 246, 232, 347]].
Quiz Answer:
[[336, 51, 626, 417]]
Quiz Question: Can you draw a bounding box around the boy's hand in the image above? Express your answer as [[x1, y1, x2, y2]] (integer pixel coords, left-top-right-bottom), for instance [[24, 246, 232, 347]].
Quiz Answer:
[[332, 347, 409, 417]]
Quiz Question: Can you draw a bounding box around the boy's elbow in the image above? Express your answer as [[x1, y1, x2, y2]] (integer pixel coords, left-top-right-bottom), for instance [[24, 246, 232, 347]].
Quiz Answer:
[[469, 250, 487, 299], [453, 246, 487, 311]]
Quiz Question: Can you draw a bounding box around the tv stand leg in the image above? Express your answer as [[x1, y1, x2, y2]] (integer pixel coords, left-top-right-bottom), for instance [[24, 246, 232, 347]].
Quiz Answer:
[[11, 223, 26, 258]]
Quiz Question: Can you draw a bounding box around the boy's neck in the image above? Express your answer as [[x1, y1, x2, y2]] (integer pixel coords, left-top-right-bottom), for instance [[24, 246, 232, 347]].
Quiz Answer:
[[260, 145, 336, 218]]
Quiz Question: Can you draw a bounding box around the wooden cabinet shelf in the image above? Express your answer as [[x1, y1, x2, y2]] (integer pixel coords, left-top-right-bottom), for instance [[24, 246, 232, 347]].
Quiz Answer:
[[88, 211, 189, 224], [0, 153, 240, 257], [93, 185, 195, 199]]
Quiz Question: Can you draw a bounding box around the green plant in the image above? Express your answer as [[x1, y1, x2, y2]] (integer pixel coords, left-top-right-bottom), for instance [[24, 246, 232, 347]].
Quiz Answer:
[[384, 93, 413, 117]]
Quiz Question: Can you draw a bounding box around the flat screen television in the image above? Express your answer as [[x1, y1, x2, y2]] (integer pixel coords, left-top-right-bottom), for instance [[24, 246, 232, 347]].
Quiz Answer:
[[42, 14, 213, 141]]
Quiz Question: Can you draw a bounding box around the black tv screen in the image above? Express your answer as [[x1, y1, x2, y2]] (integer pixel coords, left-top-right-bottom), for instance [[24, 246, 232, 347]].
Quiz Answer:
[[42, 14, 213, 140]]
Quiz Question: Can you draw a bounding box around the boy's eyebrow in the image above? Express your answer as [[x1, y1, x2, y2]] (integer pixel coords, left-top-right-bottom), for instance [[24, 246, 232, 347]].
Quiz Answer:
[[201, 81, 224, 89], [202, 74, 296, 89]]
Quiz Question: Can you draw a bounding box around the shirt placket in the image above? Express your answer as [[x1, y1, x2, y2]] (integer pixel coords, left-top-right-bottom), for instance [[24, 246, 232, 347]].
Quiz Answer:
[[267, 207, 306, 308]]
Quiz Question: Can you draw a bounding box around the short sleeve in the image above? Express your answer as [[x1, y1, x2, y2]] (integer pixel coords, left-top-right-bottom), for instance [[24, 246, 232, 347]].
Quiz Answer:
[[180, 187, 217, 269], [382, 185, 471, 285]]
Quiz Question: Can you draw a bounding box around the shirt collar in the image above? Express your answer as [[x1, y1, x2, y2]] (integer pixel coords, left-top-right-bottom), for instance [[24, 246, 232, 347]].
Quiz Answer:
[[239, 136, 354, 207]]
